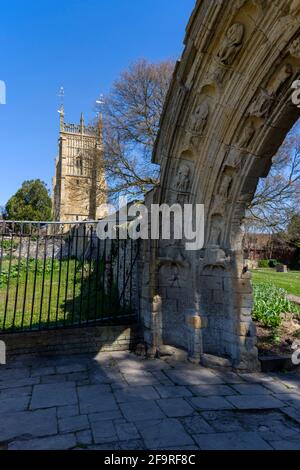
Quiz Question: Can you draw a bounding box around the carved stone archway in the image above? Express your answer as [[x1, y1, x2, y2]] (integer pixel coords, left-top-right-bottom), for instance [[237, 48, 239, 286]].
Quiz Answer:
[[141, 0, 300, 371]]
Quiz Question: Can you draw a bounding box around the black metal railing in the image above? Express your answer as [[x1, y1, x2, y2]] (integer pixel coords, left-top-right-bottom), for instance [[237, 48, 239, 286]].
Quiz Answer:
[[0, 221, 139, 333]]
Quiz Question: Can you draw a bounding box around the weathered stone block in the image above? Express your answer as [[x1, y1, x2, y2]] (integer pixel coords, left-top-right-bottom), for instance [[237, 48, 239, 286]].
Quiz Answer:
[[186, 315, 207, 330]]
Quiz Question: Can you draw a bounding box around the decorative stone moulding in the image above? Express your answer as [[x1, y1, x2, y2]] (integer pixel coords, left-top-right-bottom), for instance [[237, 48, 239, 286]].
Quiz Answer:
[[141, 0, 300, 372]]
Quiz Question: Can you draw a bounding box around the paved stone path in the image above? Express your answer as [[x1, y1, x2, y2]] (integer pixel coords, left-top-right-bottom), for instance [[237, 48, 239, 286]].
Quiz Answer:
[[1, 352, 300, 450]]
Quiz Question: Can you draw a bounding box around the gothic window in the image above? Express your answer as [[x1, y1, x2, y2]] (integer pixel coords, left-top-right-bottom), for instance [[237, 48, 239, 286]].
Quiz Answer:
[[76, 155, 83, 175]]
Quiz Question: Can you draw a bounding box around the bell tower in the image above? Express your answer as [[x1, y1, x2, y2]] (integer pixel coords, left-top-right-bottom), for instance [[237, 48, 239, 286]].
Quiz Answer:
[[52, 107, 106, 221]]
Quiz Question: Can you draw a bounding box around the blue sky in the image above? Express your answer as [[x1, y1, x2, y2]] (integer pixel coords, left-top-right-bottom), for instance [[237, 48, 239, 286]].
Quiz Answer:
[[0, 0, 195, 207]]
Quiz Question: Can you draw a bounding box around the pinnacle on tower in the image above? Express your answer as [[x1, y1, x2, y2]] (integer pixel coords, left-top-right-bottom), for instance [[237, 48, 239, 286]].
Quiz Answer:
[[59, 105, 65, 132], [80, 112, 84, 132]]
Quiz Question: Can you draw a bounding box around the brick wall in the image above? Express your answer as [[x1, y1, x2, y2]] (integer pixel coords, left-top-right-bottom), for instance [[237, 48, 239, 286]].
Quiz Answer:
[[0, 324, 142, 359]]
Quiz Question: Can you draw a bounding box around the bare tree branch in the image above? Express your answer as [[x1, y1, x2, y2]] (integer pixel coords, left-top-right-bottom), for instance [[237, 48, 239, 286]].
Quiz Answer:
[[100, 59, 174, 201]]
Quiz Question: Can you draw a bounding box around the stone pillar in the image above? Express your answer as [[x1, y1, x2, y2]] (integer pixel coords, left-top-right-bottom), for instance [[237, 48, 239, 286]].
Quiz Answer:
[[185, 314, 207, 364]]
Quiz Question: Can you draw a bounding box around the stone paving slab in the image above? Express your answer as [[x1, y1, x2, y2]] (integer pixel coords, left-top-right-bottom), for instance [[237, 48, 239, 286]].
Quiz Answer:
[[155, 385, 193, 398], [270, 439, 300, 450], [1, 352, 300, 450], [58, 415, 90, 434], [115, 422, 140, 441], [262, 380, 296, 394], [188, 384, 236, 396], [188, 396, 235, 410], [78, 387, 118, 414], [91, 420, 118, 444], [88, 410, 123, 422], [0, 395, 30, 414], [76, 430, 93, 446], [41, 374, 67, 384], [135, 418, 194, 449], [157, 398, 195, 417], [232, 384, 270, 395], [0, 377, 40, 390], [282, 406, 300, 424], [8, 433, 77, 450], [274, 394, 300, 408], [57, 405, 80, 418], [195, 432, 273, 450], [164, 369, 225, 386], [226, 395, 286, 410], [0, 409, 58, 442], [30, 383, 78, 409], [0, 386, 32, 398], [120, 399, 166, 422], [114, 385, 160, 403], [31, 367, 56, 378], [181, 415, 215, 434]]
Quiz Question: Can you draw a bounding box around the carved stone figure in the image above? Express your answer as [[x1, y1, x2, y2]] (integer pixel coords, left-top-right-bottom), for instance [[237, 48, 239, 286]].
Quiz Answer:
[[162, 239, 186, 264], [190, 101, 209, 134], [217, 23, 245, 66], [248, 89, 274, 118], [203, 247, 231, 268], [219, 173, 233, 199], [209, 216, 224, 246], [289, 37, 300, 59], [176, 164, 190, 193], [268, 64, 293, 95], [167, 264, 181, 288], [237, 121, 255, 149], [225, 148, 241, 170], [211, 194, 226, 216]]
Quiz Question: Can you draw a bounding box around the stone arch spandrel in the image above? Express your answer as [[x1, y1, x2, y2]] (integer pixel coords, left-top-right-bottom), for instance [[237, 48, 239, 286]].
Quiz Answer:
[[144, 0, 300, 370]]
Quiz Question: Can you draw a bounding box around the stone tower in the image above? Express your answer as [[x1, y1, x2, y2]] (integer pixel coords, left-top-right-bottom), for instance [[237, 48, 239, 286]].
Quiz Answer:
[[52, 108, 106, 221]]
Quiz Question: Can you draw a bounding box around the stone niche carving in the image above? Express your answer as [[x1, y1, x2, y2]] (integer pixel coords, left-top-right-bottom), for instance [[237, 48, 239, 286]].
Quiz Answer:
[[183, 100, 210, 152], [217, 23, 245, 66], [211, 194, 226, 217], [159, 261, 186, 289], [202, 248, 231, 270], [268, 63, 293, 95], [205, 23, 245, 87], [248, 89, 274, 119], [211, 170, 234, 217], [175, 163, 191, 193], [173, 159, 194, 204], [219, 172, 233, 199], [237, 121, 256, 149], [160, 239, 187, 264], [225, 147, 241, 170], [289, 37, 300, 59], [209, 215, 224, 247], [189, 101, 209, 134]]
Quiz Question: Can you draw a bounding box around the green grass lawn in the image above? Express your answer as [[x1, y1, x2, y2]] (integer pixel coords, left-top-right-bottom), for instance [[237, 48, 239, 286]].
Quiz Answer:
[[251, 268, 300, 297], [0, 257, 130, 332]]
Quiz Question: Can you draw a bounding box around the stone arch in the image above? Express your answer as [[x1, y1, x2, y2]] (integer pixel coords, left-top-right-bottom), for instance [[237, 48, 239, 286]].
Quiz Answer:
[[142, 0, 300, 370]]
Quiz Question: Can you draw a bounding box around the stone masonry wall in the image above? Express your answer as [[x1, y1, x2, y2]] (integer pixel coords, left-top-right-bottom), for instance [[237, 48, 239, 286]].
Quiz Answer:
[[0, 324, 142, 359]]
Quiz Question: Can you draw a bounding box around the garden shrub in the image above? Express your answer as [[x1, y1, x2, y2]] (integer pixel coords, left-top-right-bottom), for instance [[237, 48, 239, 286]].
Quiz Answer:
[[257, 259, 270, 268], [257, 259, 279, 268], [252, 282, 300, 328]]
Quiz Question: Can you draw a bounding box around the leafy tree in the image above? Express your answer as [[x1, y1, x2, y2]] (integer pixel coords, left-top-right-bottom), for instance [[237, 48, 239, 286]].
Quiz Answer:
[[5, 179, 52, 221]]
